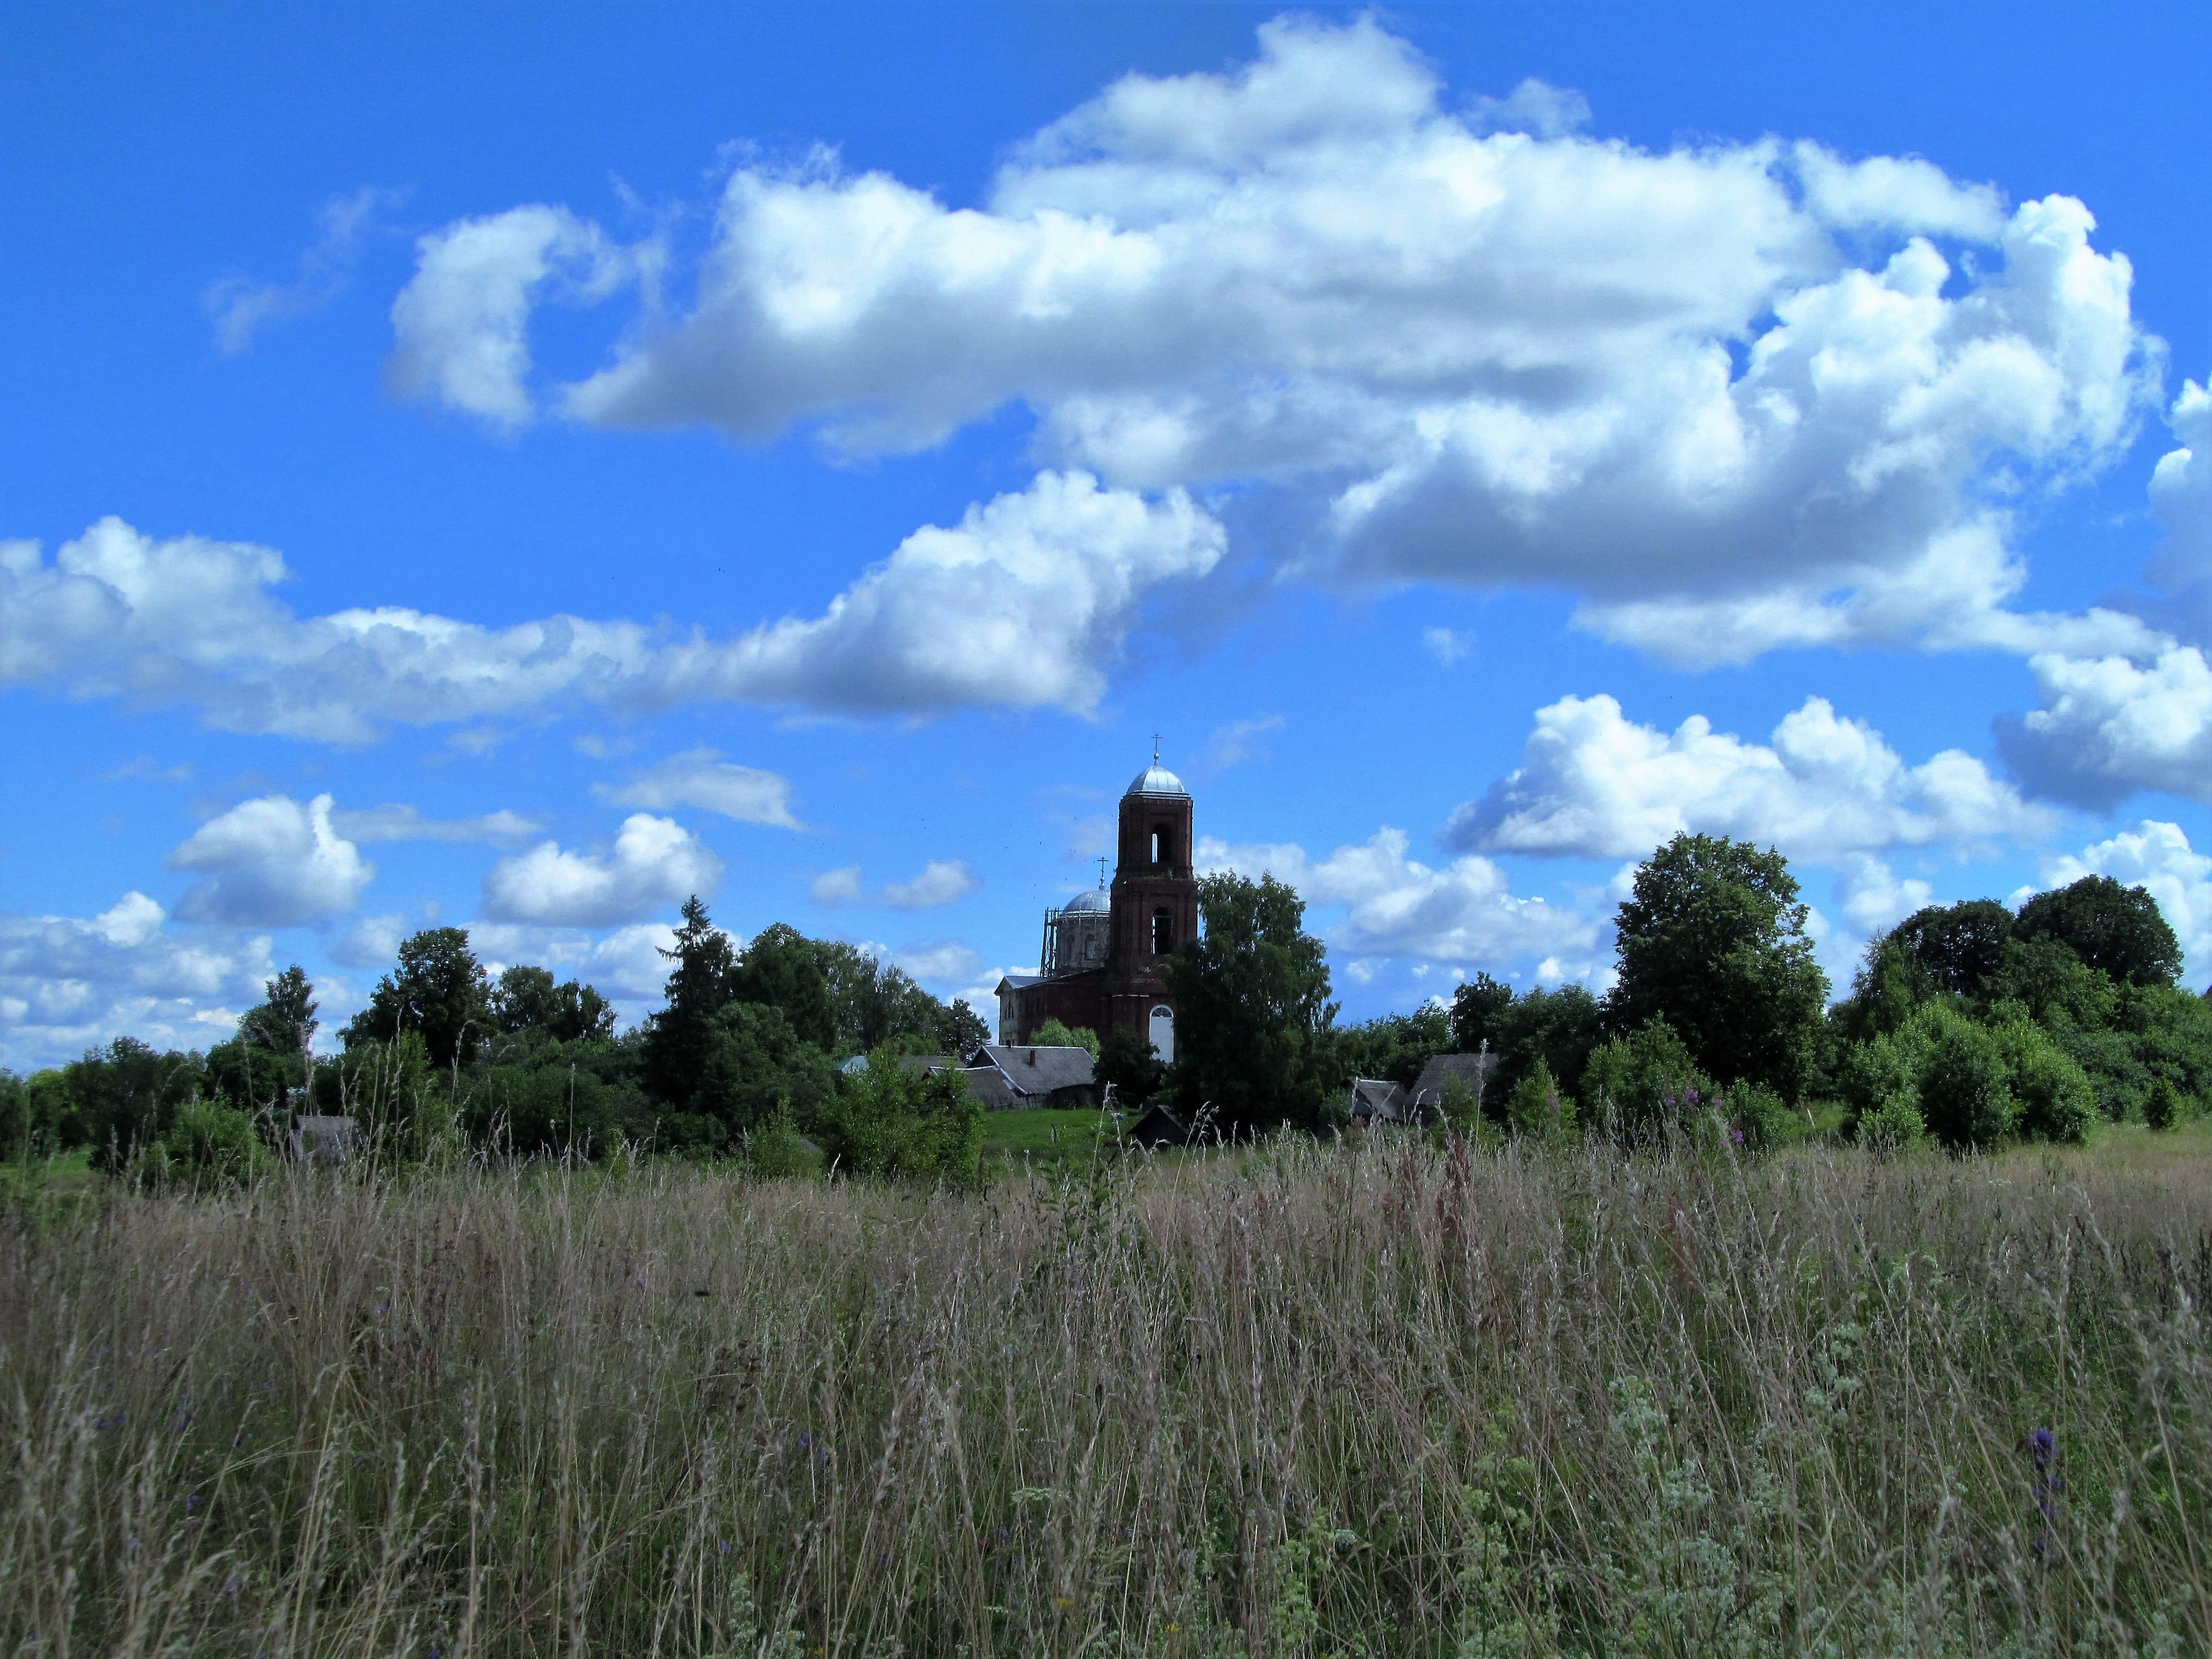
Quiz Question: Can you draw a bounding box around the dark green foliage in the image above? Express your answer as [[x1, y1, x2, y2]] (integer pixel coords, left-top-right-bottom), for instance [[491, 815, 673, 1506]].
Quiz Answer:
[[1888, 900, 2015, 1000], [730, 923, 839, 1050], [1503, 1058, 1575, 1139], [1447, 973, 1515, 1052], [1918, 1013, 2014, 1151], [65, 1038, 205, 1174], [465, 1058, 646, 1158], [489, 964, 617, 1043], [816, 1050, 982, 1186], [641, 896, 740, 1106], [336, 1032, 449, 1163], [2016, 874, 2184, 987], [343, 927, 491, 1069], [203, 1040, 295, 1114], [1096, 1025, 1164, 1105], [1723, 1080, 1791, 1150], [1609, 833, 1828, 1099], [1446, 976, 1603, 1106], [1165, 872, 1338, 1133], [1993, 1019, 2095, 1145], [1580, 1018, 1710, 1142], [940, 998, 991, 1055], [697, 1002, 837, 1134], [0, 1072, 42, 1161], [1332, 1004, 1451, 1088]]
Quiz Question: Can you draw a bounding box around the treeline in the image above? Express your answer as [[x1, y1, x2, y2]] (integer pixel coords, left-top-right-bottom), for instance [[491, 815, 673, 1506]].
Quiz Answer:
[[0, 896, 991, 1184], [1196, 833, 2212, 1151]]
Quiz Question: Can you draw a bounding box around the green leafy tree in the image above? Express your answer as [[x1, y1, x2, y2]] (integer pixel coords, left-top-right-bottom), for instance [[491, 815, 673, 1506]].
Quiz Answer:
[[1992, 1019, 2095, 1145], [1608, 833, 1828, 1099], [1916, 1012, 2014, 1151], [489, 964, 618, 1044], [2144, 1075, 2185, 1131], [1504, 1059, 1576, 1140], [343, 927, 491, 1069], [1032, 1018, 1100, 1058], [1887, 901, 2015, 1000], [1165, 872, 1338, 1133], [157, 1097, 270, 1190], [936, 998, 991, 1056], [1448, 973, 1516, 1052], [66, 1038, 206, 1175], [1096, 1025, 1164, 1106], [2015, 874, 2184, 988], [730, 923, 839, 1050]]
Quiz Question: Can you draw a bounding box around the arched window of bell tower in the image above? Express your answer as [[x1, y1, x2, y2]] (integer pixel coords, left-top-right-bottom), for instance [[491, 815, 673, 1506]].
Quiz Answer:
[[1151, 907, 1174, 955], [1151, 824, 1175, 865]]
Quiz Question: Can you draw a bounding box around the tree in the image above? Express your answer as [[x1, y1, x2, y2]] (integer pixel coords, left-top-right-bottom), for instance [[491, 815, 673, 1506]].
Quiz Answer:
[[490, 964, 617, 1044], [2015, 875, 2184, 988], [1096, 1026, 1164, 1105], [343, 927, 491, 1070], [1580, 1018, 1709, 1142], [1165, 872, 1338, 1133], [240, 964, 318, 1058], [730, 923, 838, 1051], [937, 998, 991, 1056], [1032, 1018, 1101, 1058], [66, 1038, 204, 1175], [1448, 974, 1516, 1052], [1608, 833, 1828, 1099], [1885, 901, 2015, 1001], [642, 897, 739, 1107], [1334, 1005, 1451, 1088]]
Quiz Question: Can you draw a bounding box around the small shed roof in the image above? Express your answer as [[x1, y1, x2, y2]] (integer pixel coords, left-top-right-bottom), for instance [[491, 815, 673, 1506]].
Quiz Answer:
[[1409, 1052, 1496, 1108], [961, 1066, 1020, 1110], [1347, 1078, 1412, 1123], [967, 1044, 1096, 1097], [1126, 1104, 1192, 1148]]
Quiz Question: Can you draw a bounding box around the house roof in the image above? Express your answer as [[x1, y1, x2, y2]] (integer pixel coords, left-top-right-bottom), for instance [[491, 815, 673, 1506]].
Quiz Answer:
[[1410, 1052, 1496, 1106], [961, 1066, 1020, 1110], [968, 1044, 1098, 1096], [1347, 1078, 1412, 1122], [1125, 762, 1189, 798], [1126, 1104, 1191, 1146], [994, 973, 1044, 994]]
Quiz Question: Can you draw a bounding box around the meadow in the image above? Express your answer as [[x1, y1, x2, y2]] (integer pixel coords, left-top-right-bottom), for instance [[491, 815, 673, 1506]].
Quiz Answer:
[[4, 1125, 2210, 1657]]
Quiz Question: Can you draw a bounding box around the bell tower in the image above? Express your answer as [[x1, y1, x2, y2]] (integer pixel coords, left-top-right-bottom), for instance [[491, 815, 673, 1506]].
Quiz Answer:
[[1105, 742, 1198, 1060]]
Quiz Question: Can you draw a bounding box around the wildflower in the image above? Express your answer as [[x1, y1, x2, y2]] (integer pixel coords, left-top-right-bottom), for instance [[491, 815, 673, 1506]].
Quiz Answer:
[[186, 1493, 202, 1514], [1729, 1127, 1745, 1146], [2028, 1428, 2063, 1559]]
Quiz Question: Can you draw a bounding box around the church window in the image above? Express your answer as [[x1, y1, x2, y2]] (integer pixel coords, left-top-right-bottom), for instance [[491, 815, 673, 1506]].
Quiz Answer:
[[1151, 907, 1174, 954]]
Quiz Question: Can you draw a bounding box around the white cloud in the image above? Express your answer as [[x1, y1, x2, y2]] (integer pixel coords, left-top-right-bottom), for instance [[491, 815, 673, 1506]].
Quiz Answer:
[[1197, 827, 1600, 970], [810, 866, 866, 906], [331, 912, 410, 970], [890, 939, 984, 988], [330, 804, 544, 845], [1834, 854, 1934, 937], [387, 205, 639, 429], [1, 482, 1218, 735], [408, 15, 2152, 664], [480, 814, 723, 927], [881, 860, 980, 909], [678, 471, 1223, 714], [2002, 643, 2212, 806], [1202, 715, 1283, 772], [1422, 627, 1473, 667], [0, 894, 276, 1070], [2034, 821, 2212, 988], [205, 187, 400, 354], [594, 749, 802, 828], [812, 860, 979, 909], [168, 793, 375, 926], [1465, 77, 1592, 138], [1447, 692, 2052, 862], [2148, 378, 2209, 597]]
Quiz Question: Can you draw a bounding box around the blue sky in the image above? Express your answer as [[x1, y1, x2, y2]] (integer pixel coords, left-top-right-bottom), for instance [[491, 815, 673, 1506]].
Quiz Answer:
[[4, 2, 2208, 1068]]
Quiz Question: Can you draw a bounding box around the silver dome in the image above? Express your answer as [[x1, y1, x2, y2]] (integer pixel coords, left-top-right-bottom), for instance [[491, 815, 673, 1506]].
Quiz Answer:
[[1125, 762, 1189, 797], [1062, 888, 1111, 914]]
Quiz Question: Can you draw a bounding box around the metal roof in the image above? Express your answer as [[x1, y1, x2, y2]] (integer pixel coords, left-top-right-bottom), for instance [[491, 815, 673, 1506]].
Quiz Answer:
[[1125, 762, 1189, 798], [1061, 888, 1110, 914], [970, 1044, 1098, 1096]]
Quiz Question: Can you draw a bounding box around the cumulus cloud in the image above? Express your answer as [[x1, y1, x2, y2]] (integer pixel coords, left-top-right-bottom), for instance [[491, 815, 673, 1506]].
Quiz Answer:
[[480, 814, 723, 927], [2032, 821, 2211, 987], [2000, 643, 2212, 806], [387, 205, 641, 429], [2148, 378, 2210, 599], [1447, 693, 2052, 862], [168, 793, 375, 926], [812, 860, 979, 909], [0, 892, 276, 1069], [594, 749, 802, 828], [1422, 627, 1473, 668], [205, 187, 400, 354], [1834, 854, 1935, 937], [466, 920, 680, 1000], [1198, 827, 1600, 969], [403, 15, 2152, 663], [889, 939, 984, 988], [1, 481, 1218, 735]]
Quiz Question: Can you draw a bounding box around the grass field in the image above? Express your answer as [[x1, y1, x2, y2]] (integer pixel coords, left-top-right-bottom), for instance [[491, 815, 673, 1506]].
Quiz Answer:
[[979, 1105, 1123, 1164], [5, 1128, 2210, 1655]]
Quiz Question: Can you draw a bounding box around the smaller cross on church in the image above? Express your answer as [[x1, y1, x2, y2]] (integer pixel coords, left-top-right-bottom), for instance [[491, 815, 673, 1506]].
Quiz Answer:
[[1151, 732, 1162, 764], [1096, 855, 1108, 889]]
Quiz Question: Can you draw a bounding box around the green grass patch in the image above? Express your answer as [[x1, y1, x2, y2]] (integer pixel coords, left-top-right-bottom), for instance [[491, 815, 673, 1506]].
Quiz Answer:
[[978, 1105, 1123, 1161]]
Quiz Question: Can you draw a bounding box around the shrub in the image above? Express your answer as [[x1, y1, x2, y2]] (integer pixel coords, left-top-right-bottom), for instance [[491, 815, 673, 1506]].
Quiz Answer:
[[1031, 1019, 1100, 1059], [1917, 1015, 2014, 1151], [744, 1103, 817, 1179], [1858, 1094, 1927, 1151], [1504, 1059, 1576, 1140], [2144, 1076, 2185, 1132], [1723, 1079, 1790, 1150], [1995, 1022, 2095, 1145], [1580, 1018, 1709, 1143], [816, 1051, 982, 1188], [157, 1096, 270, 1190]]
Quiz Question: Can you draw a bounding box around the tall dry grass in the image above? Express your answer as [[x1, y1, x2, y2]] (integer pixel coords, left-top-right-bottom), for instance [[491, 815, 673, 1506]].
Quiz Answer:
[[3, 1133, 2209, 1656]]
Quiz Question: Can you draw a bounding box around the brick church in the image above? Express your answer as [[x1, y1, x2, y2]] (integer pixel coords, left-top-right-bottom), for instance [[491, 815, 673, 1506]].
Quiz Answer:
[[995, 752, 1199, 1062]]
